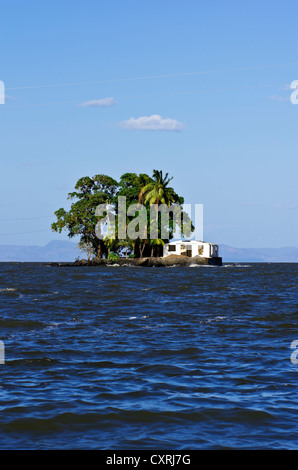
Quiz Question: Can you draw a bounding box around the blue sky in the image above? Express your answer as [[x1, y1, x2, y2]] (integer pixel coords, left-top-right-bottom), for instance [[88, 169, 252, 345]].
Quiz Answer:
[[0, 0, 297, 248]]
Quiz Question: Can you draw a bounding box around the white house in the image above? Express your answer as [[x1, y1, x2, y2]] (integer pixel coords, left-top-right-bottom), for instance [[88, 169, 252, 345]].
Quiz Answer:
[[163, 240, 219, 258]]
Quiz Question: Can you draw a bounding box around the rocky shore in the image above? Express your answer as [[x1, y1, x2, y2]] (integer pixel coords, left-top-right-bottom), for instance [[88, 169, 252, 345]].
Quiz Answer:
[[49, 254, 222, 267]]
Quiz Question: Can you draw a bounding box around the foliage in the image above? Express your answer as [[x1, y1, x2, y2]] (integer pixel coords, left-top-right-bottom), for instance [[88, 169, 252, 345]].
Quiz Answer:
[[142, 170, 176, 206], [77, 240, 96, 261], [51, 174, 118, 259], [149, 238, 165, 258], [52, 169, 194, 259], [107, 251, 119, 262]]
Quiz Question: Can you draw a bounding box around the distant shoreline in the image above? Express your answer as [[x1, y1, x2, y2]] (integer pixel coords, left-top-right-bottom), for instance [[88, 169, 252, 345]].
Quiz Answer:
[[1, 241, 298, 262]]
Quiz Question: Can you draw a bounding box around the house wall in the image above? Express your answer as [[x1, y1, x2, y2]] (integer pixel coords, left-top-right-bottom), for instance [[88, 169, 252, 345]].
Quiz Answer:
[[163, 243, 181, 257], [192, 244, 199, 257], [163, 242, 219, 258], [202, 244, 210, 257]]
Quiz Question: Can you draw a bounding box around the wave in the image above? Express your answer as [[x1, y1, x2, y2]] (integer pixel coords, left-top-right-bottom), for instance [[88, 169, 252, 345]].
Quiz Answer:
[[224, 264, 252, 268]]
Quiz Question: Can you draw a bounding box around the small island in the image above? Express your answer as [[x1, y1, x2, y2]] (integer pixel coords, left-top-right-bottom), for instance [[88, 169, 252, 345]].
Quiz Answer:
[[51, 170, 222, 267]]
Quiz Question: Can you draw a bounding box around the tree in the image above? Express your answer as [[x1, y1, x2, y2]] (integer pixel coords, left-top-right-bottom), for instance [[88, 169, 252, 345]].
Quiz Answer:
[[141, 169, 176, 206], [77, 240, 96, 261], [140, 169, 188, 243], [116, 172, 152, 257], [51, 170, 194, 260], [51, 174, 118, 259], [148, 238, 165, 257], [117, 239, 131, 259]]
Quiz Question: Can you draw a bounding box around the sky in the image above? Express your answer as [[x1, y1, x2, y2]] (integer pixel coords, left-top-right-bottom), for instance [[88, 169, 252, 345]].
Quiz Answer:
[[0, 0, 297, 248]]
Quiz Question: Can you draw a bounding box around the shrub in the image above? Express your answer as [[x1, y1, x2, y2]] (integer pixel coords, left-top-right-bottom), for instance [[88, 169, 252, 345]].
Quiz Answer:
[[108, 251, 119, 262]]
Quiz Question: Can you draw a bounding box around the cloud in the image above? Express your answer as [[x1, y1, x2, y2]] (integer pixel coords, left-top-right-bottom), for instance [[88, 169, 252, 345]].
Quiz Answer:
[[120, 114, 183, 131], [80, 97, 116, 107]]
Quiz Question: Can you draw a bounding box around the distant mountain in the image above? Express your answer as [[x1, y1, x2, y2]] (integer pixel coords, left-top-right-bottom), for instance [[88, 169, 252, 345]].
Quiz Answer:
[[0, 240, 80, 262], [0, 241, 297, 262], [219, 244, 298, 262]]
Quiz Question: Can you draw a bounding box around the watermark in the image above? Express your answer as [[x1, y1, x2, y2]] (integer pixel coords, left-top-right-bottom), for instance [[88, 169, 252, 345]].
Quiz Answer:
[[105, 453, 191, 467], [290, 80, 298, 105], [95, 197, 203, 241], [0, 341, 4, 364], [0, 81, 5, 105], [290, 340, 298, 365]]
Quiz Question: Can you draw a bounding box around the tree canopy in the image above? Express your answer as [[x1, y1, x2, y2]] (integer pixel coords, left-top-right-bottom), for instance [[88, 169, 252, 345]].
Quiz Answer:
[[51, 170, 194, 259]]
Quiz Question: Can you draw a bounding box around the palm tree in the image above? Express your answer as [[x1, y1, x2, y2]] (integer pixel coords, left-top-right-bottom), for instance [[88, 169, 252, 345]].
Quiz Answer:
[[117, 239, 130, 258], [149, 238, 165, 257], [141, 170, 176, 243], [137, 173, 152, 206], [141, 170, 175, 206], [104, 236, 116, 256]]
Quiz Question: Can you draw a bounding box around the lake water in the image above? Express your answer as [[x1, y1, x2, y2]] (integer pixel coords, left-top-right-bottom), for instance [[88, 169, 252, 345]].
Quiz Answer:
[[0, 262, 297, 450]]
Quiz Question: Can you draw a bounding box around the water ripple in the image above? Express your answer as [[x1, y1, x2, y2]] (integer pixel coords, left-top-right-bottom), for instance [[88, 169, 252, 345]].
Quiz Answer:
[[0, 262, 297, 449]]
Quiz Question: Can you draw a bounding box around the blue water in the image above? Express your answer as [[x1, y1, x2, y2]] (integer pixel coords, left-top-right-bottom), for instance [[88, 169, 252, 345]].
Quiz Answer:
[[0, 262, 297, 449]]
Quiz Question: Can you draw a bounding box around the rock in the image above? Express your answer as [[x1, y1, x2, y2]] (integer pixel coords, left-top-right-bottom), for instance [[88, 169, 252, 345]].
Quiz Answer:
[[50, 255, 222, 267]]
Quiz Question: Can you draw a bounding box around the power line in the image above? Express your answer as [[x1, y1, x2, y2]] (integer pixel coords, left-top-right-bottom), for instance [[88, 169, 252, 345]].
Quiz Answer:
[[6, 61, 298, 91], [0, 217, 52, 221], [5, 82, 291, 108], [0, 216, 53, 235], [0, 229, 50, 236]]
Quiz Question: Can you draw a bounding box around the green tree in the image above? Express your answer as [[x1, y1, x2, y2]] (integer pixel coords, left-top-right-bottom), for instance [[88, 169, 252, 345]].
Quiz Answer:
[[141, 169, 176, 206], [52, 170, 194, 260], [77, 240, 96, 261], [116, 172, 152, 257], [51, 174, 118, 259], [117, 239, 131, 259], [149, 238, 165, 257], [141, 169, 189, 243]]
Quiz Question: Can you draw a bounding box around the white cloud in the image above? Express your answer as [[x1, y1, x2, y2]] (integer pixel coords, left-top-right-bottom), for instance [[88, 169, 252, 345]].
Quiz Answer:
[[120, 114, 183, 131], [80, 97, 116, 107]]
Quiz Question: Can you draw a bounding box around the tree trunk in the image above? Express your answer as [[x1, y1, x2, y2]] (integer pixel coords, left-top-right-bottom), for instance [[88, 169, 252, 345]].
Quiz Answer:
[[139, 241, 146, 258]]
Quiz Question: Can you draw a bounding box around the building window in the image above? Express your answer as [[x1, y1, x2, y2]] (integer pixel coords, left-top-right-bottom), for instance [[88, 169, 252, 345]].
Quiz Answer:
[[211, 245, 218, 256], [168, 245, 176, 252]]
